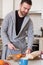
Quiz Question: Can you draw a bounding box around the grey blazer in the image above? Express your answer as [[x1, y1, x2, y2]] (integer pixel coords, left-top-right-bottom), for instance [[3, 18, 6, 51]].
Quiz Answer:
[[1, 11, 34, 59]]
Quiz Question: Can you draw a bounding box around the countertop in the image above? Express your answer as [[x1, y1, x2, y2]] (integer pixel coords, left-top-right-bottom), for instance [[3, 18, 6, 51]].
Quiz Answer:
[[34, 37, 43, 40], [7, 59, 43, 65]]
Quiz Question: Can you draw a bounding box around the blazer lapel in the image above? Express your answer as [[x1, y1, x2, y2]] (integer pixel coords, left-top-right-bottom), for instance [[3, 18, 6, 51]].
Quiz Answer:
[[18, 15, 30, 36]]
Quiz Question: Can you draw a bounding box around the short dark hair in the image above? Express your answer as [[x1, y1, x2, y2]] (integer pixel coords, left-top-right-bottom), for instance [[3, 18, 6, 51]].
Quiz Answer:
[[21, 0, 32, 5]]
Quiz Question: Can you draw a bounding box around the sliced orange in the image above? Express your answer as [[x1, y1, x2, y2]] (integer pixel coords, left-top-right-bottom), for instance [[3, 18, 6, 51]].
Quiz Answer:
[[0, 60, 4, 65], [16, 54, 22, 58]]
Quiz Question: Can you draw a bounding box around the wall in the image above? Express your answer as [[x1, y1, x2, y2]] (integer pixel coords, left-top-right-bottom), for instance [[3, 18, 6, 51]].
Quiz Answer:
[[2, 0, 13, 18], [41, 0, 43, 19], [13, 0, 15, 10], [30, 13, 43, 36], [1, 0, 42, 35], [30, 0, 41, 11], [15, 0, 21, 10], [0, 0, 2, 18], [15, 0, 42, 11], [14, 0, 43, 36]]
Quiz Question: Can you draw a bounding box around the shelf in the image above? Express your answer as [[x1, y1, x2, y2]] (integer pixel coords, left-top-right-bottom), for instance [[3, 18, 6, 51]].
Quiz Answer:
[[34, 37, 43, 40], [29, 10, 42, 14]]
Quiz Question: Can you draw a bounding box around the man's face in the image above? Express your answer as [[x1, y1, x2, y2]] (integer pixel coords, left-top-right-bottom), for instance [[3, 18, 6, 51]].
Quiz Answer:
[[20, 2, 31, 16]]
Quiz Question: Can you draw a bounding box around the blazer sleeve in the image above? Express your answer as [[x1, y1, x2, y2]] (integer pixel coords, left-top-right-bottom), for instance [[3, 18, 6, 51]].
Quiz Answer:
[[27, 19, 34, 50], [1, 15, 10, 46]]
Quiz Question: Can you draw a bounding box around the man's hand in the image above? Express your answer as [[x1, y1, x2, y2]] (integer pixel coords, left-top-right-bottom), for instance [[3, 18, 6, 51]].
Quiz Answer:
[[7, 42, 17, 50], [25, 48, 31, 54]]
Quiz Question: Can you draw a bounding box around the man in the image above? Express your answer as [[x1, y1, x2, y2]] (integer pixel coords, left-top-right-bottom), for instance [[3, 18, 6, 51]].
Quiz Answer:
[[1, 0, 34, 59]]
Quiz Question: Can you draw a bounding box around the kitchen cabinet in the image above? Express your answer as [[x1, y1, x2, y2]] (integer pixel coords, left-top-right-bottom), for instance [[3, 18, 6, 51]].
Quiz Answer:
[[30, 0, 41, 11], [15, 0, 42, 11], [0, 0, 13, 19], [0, 0, 2, 18], [15, 0, 21, 10], [34, 37, 43, 51], [0, 0, 42, 18]]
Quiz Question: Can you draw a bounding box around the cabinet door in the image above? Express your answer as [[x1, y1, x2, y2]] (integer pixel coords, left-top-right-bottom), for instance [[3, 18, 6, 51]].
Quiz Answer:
[[2, 0, 13, 18], [30, 0, 41, 11], [15, 0, 42, 11], [15, 0, 21, 10], [0, 0, 2, 18]]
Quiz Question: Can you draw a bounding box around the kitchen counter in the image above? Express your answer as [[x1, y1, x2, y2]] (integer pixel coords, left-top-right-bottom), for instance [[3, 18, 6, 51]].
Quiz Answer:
[[7, 59, 43, 65], [34, 37, 43, 51], [26, 36, 43, 51], [34, 37, 43, 40]]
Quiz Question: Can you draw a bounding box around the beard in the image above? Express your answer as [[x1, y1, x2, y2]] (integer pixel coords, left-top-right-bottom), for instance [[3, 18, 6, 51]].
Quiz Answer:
[[20, 10, 28, 17]]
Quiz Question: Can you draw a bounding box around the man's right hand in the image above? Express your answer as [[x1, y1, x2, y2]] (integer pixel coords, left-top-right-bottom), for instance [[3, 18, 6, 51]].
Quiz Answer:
[[7, 42, 17, 50]]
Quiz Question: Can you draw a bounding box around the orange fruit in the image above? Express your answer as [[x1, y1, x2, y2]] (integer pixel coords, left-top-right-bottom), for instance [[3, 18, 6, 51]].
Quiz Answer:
[[0, 60, 4, 65], [16, 54, 22, 58]]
